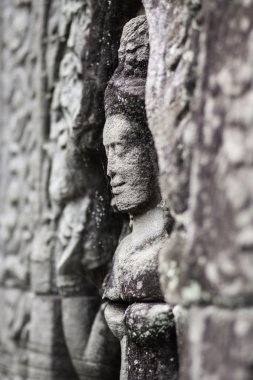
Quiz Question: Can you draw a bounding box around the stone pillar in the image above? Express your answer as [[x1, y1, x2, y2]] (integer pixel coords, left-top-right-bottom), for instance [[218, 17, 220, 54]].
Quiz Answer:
[[144, 0, 253, 379]]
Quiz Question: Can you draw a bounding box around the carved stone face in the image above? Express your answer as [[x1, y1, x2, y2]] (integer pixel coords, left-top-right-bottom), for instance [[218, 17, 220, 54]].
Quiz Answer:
[[103, 114, 159, 215]]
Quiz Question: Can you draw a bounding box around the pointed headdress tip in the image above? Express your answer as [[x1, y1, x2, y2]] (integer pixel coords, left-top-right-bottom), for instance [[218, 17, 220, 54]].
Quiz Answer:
[[105, 15, 149, 121]]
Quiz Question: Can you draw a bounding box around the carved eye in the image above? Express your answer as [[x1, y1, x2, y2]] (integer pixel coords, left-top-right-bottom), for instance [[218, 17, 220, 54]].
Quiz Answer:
[[114, 143, 124, 157]]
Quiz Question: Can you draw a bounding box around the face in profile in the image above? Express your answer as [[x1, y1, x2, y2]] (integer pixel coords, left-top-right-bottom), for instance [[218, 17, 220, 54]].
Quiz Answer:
[[103, 114, 159, 215]]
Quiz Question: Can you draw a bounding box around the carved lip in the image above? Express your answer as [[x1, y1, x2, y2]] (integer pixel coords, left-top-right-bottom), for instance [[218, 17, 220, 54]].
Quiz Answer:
[[111, 181, 125, 194]]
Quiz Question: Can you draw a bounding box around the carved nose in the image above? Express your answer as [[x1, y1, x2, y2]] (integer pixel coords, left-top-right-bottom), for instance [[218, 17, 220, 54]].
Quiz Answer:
[[107, 162, 116, 180], [107, 150, 116, 179]]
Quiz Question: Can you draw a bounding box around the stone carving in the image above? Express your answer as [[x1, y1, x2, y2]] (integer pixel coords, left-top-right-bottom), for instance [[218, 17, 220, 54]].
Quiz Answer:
[[0, 0, 39, 377], [0, 0, 38, 289], [103, 16, 178, 380], [52, 4, 148, 380], [52, 145, 121, 379], [47, 3, 145, 380], [0, 289, 31, 380], [2, 1, 253, 380], [45, 3, 121, 379]]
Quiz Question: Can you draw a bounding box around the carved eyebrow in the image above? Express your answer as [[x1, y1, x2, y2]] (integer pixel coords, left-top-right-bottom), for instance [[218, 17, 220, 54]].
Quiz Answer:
[[104, 138, 122, 146], [105, 141, 124, 149], [104, 132, 128, 143]]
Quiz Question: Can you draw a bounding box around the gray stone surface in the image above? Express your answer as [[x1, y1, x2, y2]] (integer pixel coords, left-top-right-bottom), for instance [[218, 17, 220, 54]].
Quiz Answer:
[[0, 288, 31, 380], [28, 295, 78, 380], [103, 15, 167, 303], [0, 0, 40, 290], [0, 1, 125, 378], [126, 303, 178, 380], [102, 15, 178, 379], [1, 1, 253, 380], [144, 0, 200, 215], [0, 0, 40, 377], [52, 3, 145, 380], [105, 302, 178, 380], [159, 0, 253, 307], [177, 306, 253, 380]]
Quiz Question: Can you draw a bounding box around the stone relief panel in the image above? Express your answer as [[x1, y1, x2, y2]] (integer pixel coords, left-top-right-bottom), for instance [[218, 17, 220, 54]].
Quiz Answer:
[[2, 1, 253, 380], [32, 0, 144, 297], [0, 289, 32, 380], [30, 1, 145, 380], [31, 0, 93, 295], [102, 16, 178, 380], [29, 2, 91, 379], [0, 0, 39, 290], [0, 0, 39, 378], [0, 1, 181, 379]]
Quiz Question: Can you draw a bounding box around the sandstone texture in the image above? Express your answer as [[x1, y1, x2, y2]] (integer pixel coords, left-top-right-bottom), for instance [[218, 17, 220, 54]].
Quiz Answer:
[[159, 0, 253, 308], [1, 0, 253, 380]]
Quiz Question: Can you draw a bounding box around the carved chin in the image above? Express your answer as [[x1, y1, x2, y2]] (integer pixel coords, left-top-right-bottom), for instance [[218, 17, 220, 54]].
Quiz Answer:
[[111, 193, 151, 214], [111, 195, 132, 213]]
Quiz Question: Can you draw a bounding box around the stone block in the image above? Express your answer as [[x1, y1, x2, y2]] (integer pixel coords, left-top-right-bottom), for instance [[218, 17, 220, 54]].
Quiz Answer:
[[144, 0, 200, 214], [175, 306, 253, 380], [159, 0, 253, 307]]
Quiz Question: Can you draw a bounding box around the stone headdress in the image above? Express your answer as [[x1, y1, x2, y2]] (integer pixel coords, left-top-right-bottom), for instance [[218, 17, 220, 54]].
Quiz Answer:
[[105, 15, 149, 126]]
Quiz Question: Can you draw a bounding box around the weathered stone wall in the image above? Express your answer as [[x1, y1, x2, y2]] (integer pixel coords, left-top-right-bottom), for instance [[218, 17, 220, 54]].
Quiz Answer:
[[147, 1, 253, 379], [0, 1, 39, 378], [1, 1, 253, 380], [0, 1, 142, 379]]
